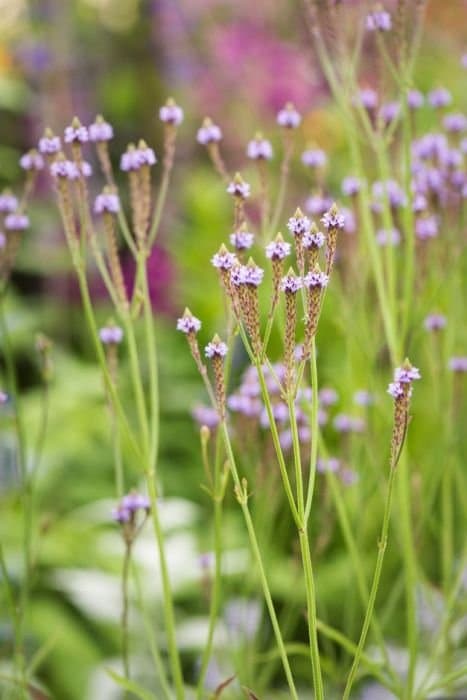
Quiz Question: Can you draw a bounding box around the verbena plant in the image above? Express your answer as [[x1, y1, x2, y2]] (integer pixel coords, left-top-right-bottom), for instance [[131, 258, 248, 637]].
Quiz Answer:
[[0, 1, 466, 698]]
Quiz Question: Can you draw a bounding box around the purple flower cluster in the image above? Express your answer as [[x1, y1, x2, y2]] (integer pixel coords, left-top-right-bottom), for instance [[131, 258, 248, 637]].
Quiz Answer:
[[372, 180, 407, 208], [64, 122, 89, 144], [428, 88, 452, 109], [246, 136, 273, 160], [112, 492, 150, 523], [333, 413, 366, 433], [197, 119, 222, 145], [159, 99, 184, 126], [0, 192, 18, 213], [38, 133, 61, 155], [205, 338, 228, 358], [303, 270, 329, 289], [356, 88, 378, 111], [177, 311, 202, 334], [276, 103, 301, 129], [89, 116, 113, 142], [94, 192, 120, 215], [321, 207, 345, 230], [20, 150, 44, 171], [423, 314, 446, 332], [211, 248, 238, 271], [306, 194, 333, 216], [387, 364, 421, 399], [303, 228, 325, 249], [226, 177, 250, 199], [408, 89, 424, 110], [301, 148, 327, 169], [231, 262, 264, 287], [415, 215, 438, 241], [230, 229, 254, 251], [449, 357, 467, 373], [50, 159, 92, 180], [280, 273, 302, 294], [287, 211, 311, 237], [99, 324, 124, 345], [120, 144, 157, 171], [341, 176, 362, 197], [376, 228, 401, 246], [4, 214, 29, 231], [366, 10, 392, 32], [265, 239, 291, 261]]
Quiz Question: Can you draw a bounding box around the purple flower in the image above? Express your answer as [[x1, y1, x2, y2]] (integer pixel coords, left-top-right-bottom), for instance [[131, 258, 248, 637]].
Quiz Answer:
[[177, 310, 202, 334], [112, 506, 131, 523], [340, 468, 359, 486], [448, 356, 467, 373], [0, 192, 18, 213], [394, 365, 421, 383], [287, 211, 311, 237], [50, 158, 78, 179], [321, 206, 345, 230], [333, 414, 365, 433], [428, 88, 452, 109], [303, 269, 329, 288], [415, 216, 438, 241], [407, 89, 424, 110], [353, 390, 374, 406], [64, 122, 89, 144], [230, 229, 254, 251], [89, 116, 114, 142], [197, 119, 222, 145], [38, 132, 61, 155], [227, 394, 262, 417], [356, 88, 378, 110], [265, 238, 291, 261], [305, 194, 332, 216], [94, 192, 120, 215], [0, 390, 8, 404], [317, 457, 341, 473], [159, 99, 184, 126], [280, 273, 302, 294], [99, 325, 124, 344], [372, 180, 406, 208], [231, 262, 264, 287], [192, 404, 220, 428], [205, 338, 228, 358], [246, 135, 273, 160], [412, 193, 427, 213], [80, 161, 93, 178], [301, 148, 327, 168], [227, 176, 250, 199], [341, 176, 362, 197], [319, 387, 338, 406], [379, 101, 400, 124], [423, 314, 446, 332], [4, 214, 29, 231], [20, 150, 44, 171], [211, 248, 237, 270], [376, 228, 401, 246], [303, 228, 325, 249], [387, 382, 404, 399], [341, 207, 356, 235], [443, 113, 467, 133], [121, 492, 150, 512], [120, 144, 156, 171], [366, 10, 392, 32], [276, 102, 301, 128]]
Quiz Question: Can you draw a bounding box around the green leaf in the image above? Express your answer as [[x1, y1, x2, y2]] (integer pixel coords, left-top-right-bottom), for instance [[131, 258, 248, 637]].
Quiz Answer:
[[105, 669, 156, 700]]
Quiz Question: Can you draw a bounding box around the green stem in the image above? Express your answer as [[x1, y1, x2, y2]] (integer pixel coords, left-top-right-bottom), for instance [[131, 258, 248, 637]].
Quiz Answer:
[[304, 340, 319, 520], [121, 542, 131, 683], [298, 529, 324, 700]]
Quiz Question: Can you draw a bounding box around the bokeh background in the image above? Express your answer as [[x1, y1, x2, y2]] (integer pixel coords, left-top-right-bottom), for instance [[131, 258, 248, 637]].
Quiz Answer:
[[0, 1, 466, 698]]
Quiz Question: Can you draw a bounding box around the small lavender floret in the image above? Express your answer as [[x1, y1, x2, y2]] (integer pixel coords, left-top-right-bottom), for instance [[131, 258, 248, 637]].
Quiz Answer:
[[50, 158, 78, 179], [412, 193, 427, 213], [319, 387, 338, 406], [407, 89, 424, 110], [211, 247, 237, 270], [303, 228, 325, 249], [379, 101, 400, 124], [121, 492, 150, 512], [415, 216, 438, 241], [265, 238, 291, 261], [303, 269, 329, 288], [205, 338, 228, 358], [353, 390, 374, 406], [64, 121, 89, 144], [226, 176, 250, 199], [246, 135, 273, 160], [4, 214, 29, 231], [376, 228, 401, 246], [333, 414, 366, 433], [197, 118, 222, 145], [112, 506, 131, 523], [372, 179, 406, 208], [443, 113, 467, 133], [305, 194, 332, 216], [230, 229, 254, 251], [448, 356, 467, 373], [366, 9, 392, 32], [159, 98, 184, 126], [423, 314, 446, 331], [0, 192, 19, 213], [394, 365, 421, 383], [38, 132, 61, 154], [20, 150, 44, 171], [231, 262, 264, 287], [356, 88, 378, 110], [428, 87, 452, 108], [341, 207, 356, 235], [321, 206, 345, 230], [177, 310, 201, 334], [341, 176, 361, 197], [280, 273, 302, 294], [120, 143, 156, 171], [192, 404, 220, 428], [301, 148, 327, 168], [387, 382, 404, 399], [317, 457, 341, 473], [276, 102, 301, 128], [287, 209, 311, 237], [94, 192, 120, 215], [99, 325, 124, 344], [89, 115, 114, 142]]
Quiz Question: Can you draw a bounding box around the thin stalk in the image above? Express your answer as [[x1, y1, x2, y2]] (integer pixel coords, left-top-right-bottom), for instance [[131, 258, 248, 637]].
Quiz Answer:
[[220, 423, 299, 700], [342, 464, 398, 700], [121, 542, 131, 682], [304, 340, 319, 520], [139, 252, 160, 467], [298, 528, 324, 700]]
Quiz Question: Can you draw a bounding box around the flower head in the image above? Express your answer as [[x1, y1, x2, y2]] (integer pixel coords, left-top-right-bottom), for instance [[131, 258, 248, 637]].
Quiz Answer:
[[303, 223, 325, 250], [319, 387, 339, 406], [4, 214, 29, 231], [20, 149, 44, 171], [265, 234, 291, 261], [177, 308, 202, 334], [280, 269, 302, 294], [205, 335, 228, 359], [94, 190, 120, 215], [415, 215, 438, 241], [287, 208, 311, 237], [443, 113, 467, 133], [246, 133, 273, 160], [120, 142, 156, 171], [89, 115, 114, 142], [231, 259, 264, 287], [407, 89, 424, 110], [230, 224, 254, 251], [356, 88, 378, 110], [321, 203, 345, 230], [159, 97, 184, 126], [428, 88, 452, 108], [394, 362, 421, 384], [0, 191, 19, 213], [423, 314, 446, 332], [341, 176, 362, 197], [301, 148, 327, 168], [276, 102, 301, 128], [366, 9, 392, 31], [303, 268, 329, 289], [50, 157, 79, 180], [448, 356, 467, 373], [211, 244, 237, 270], [353, 390, 374, 406], [197, 117, 222, 145], [379, 101, 400, 125], [99, 324, 124, 344], [64, 117, 88, 144], [227, 173, 250, 199], [38, 128, 61, 155], [376, 228, 401, 246]]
